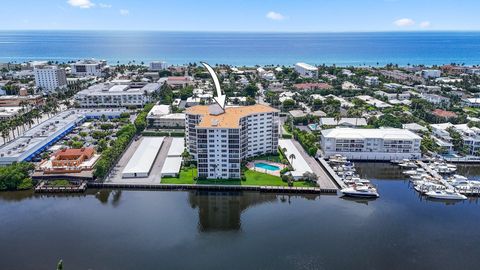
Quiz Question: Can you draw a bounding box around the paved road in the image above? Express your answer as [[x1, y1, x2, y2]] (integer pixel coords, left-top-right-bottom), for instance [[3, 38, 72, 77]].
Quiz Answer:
[[291, 140, 338, 190]]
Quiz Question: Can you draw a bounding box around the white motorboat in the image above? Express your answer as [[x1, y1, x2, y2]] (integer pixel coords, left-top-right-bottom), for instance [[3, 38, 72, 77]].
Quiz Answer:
[[433, 165, 456, 174], [342, 171, 355, 177], [344, 177, 370, 185], [414, 182, 445, 193], [448, 174, 468, 181], [328, 154, 348, 164], [430, 162, 457, 174], [341, 185, 379, 198], [447, 175, 480, 190], [403, 168, 425, 176], [399, 161, 418, 169], [425, 189, 467, 200], [409, 173, 430, 180]]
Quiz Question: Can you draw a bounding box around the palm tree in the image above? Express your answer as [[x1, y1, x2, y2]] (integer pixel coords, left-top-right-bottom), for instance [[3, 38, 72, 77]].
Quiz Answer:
[[289, 153, 296, 166], [0, 123, 8, 144], [334, 113, 342, 126], [181, 149, 191, 165]]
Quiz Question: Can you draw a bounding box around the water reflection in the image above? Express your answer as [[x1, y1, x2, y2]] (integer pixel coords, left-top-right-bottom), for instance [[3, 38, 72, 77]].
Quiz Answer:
[[188, 191, 319, 232], [94, 189, 123, 206], [0, 189, 123, 206], [355, 162, 405, 180], [340, 196, 376, 205]]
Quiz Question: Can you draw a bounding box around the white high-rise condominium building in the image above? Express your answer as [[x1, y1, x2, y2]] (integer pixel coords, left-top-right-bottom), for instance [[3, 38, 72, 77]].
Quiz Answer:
[[71, 59, 107, 77], [149, 61, 167, 71], [294, 62, 318, 78], [321, 128, 421, 160], [186, 104, 280, 179], [34, 65, 67, 92]]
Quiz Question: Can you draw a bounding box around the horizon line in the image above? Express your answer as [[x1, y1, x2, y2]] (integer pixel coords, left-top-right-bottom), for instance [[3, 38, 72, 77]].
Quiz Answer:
[[1, 29, 480, 33]]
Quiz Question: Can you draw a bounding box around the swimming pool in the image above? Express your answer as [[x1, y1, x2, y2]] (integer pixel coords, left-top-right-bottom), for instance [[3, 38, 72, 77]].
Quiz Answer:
[[308, 123, 319, 131], [255, 162, 280, 171]]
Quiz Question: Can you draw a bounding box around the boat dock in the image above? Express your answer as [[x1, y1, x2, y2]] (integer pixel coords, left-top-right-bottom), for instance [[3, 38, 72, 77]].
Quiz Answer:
[[88, 182, 337, 194], [34, 181, 88, 193], [417, 161, 455, 190], [415, 161, 480, 196], [317, 157, 348, 189]]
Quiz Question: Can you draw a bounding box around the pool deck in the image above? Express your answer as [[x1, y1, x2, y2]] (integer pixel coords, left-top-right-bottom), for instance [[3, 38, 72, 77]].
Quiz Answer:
[[247, 160, 286, 176]]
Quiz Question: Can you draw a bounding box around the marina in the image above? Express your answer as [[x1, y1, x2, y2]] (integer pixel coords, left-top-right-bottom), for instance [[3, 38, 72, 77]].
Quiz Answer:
[[394, 159, 480, 200], [323, 154, 379, 199]]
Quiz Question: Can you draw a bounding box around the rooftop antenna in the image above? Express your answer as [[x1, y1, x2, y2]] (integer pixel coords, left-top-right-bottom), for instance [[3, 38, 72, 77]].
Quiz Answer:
[[201, 62, 226, 114]]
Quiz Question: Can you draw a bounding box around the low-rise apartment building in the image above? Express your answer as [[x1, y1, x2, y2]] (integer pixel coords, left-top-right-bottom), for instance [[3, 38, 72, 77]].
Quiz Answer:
[[321, 128, 422, 160], [375, 90, 411, 101], [71, 59, 108, 77], [149, 61, 167, 71], [420, 69, 442, 79], [75, 82, 160, 107], [0, 94, 44, 107], [294, 63, 318, 78], [431, 123, 480, 155], [146, 104, 185, 128]]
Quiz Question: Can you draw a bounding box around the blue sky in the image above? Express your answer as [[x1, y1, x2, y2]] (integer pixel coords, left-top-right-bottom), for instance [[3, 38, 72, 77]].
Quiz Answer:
[[1, 0, 479, 31]]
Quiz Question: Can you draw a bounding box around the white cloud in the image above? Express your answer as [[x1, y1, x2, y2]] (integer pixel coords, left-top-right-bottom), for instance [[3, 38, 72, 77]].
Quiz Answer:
[[119, 9, 130, 16], [266, 11, 286, 21], [99, 3, 112, 8], [420, 21, 431, 28], [394, 18, 415, 27], [67, 0, 95, 9]]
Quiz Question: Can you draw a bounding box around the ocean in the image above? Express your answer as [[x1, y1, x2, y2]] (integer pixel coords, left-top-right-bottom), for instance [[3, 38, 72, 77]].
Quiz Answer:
[[1, 31, 480, 66]]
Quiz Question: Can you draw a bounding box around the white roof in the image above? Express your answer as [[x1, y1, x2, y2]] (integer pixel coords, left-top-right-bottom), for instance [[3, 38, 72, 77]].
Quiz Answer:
[[289, 110, 307, 118], [167, 138, 185, 157], [320, 118, 367, 126], [122, 137, 164, 176], [322, 128, 421, 140], [148, 104, 171, 116], [402, 123, 428, 132], [465, 98, 480, 104], [278, 139, 313, 177], [159, 113, 185, 120], [161, 157, 182, 175], [295, 62, 317, 71]]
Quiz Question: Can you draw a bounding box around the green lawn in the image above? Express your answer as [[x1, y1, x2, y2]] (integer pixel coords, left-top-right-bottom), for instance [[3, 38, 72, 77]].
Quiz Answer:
[[252, 153, 282, 163], [161, 167, 317, 187], [44, 180, 73, 187], [464, 107, 480, 116], [161, 168, 197, 184]]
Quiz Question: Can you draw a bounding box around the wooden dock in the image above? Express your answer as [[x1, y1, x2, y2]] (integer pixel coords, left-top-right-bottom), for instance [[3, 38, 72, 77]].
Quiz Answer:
[[35, 181, 87, 193], [88, 182, 337, 194], [317, 157, 347, 189]]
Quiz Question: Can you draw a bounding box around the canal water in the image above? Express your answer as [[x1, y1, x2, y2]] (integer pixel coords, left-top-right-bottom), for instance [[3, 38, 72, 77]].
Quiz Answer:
[[1, 163, 480, 270]]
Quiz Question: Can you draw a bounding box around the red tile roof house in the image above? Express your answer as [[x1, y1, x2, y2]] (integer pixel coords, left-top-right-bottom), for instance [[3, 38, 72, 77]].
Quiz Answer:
[[293, 83, 332, 91], [34, 147, 99, 180], [432, 109, 458, 119]]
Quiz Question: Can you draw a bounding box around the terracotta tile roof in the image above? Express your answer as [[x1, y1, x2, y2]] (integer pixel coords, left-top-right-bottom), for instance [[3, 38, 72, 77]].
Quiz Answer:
[[186, 104, 278, 128], [432, 109, 458, 118], [54, 148, 95, 159], [293, 82, 332, 90], [168, 76, 192, 81]]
